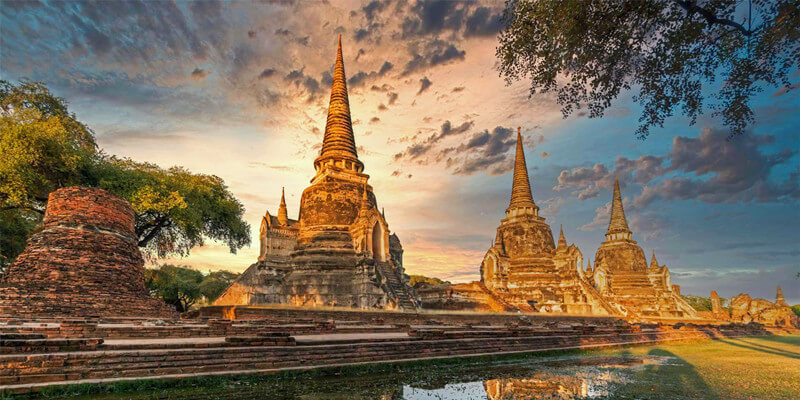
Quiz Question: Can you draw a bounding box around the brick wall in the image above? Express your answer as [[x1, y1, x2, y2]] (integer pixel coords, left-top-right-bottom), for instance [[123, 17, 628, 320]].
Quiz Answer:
[[0, 187, 176, 319]]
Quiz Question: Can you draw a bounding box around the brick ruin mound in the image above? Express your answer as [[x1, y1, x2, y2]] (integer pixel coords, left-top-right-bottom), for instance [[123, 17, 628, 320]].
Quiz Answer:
[[0, 187, 176, 319]]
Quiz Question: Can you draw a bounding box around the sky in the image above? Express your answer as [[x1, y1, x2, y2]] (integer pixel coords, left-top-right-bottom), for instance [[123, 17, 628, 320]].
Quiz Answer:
[[2, 0, 798, 304]]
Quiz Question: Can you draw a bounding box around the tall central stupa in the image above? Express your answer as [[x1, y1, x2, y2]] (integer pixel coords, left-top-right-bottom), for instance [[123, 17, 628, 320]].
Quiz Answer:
[[215, 37, 416, 310]]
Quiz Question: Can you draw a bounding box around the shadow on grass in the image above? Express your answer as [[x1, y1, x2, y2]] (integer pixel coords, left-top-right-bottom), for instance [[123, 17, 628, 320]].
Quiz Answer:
[[612, 348, 720, 400], [712, 338, 800, 359]]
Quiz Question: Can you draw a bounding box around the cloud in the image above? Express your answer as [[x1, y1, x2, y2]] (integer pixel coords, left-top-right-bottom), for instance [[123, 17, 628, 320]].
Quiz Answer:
[[771, 83, 798, 98], [403, 40, 466, 75], [259, 68, 277, 79], [191, 68, 209, 80], [347, 61, 393, 87], [556, 128, 798, 206], [417, 76, 432, 94], [464, 6, 503, 37], [284, 68, 324, 102], [401, 0, 465, 38], [393, 119, 474, 160], [362, 0, 387, 21]]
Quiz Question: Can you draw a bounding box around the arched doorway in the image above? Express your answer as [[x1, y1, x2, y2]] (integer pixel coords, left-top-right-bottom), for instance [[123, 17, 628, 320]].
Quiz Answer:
[[372, 221, 383, 262]]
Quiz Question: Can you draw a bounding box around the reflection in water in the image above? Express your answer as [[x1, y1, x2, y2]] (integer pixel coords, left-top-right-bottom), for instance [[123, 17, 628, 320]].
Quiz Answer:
[[484, 375, 588, 400], [401, 355, 672, 400], [83, 354, 676, 400]]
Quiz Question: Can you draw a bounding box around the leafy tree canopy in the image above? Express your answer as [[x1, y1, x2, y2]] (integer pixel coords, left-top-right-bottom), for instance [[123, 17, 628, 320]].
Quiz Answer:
[[682, 294, 730, 311], [198, 270, 241, 302], [497, 0, 799, 138], [791, 304, 800, 317], [0, 80, 250, 269], [145, 265, 240, 311], [145, 265, 204, 312], [408, 274, 450, 288]]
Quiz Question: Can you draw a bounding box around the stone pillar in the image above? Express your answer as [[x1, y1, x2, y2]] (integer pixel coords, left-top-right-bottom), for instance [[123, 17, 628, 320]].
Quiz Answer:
[[711, 291, 721, 315]]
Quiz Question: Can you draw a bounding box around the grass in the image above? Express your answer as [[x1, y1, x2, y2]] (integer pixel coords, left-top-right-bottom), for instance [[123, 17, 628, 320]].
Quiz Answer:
[[3, 335, 798, 399], [592, 335, 800, 400]]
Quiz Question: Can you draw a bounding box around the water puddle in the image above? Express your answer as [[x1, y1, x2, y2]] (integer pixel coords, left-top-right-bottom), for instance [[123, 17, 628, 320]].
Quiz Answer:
[[81, 354, 677, 399]]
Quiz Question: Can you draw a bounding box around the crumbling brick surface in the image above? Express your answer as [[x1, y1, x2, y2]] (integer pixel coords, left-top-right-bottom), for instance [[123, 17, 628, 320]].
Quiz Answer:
[[0, 187, 176, 319]]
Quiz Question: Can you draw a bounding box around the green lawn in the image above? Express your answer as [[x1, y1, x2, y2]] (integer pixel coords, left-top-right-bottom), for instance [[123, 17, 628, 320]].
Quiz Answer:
[[591, 335, 800, 399]]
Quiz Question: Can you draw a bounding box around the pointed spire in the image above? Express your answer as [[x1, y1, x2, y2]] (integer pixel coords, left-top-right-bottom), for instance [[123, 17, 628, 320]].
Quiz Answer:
[[277, 187, 288, 225], [557, 225, 567, 249], [586, 258, 592, 272], [606, 175, 632, 240], [507, 127, 537, 213], [314, 35, 362, 172], [776, 285, 788, 306], [650, 250, 659, 268]]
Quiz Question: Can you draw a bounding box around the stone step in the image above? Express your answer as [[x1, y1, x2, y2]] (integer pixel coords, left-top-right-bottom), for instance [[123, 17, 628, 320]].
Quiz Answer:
[[0, 331, 722, 387]]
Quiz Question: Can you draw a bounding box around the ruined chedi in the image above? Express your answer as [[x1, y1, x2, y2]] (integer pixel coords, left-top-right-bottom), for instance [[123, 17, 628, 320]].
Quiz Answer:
[[586, 179, 698, 319], [214, 36, 415, 310], [0, 187, 176, 318], [479, 129, 615, 315]]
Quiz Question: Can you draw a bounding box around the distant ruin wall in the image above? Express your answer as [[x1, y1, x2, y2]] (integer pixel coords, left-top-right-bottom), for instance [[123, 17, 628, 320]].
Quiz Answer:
[[0, 187, 176, 319]]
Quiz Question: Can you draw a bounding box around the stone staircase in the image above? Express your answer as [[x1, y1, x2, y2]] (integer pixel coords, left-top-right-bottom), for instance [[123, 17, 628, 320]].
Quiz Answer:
[[475, 283, 518, 312], [375, 263, 416, 310]]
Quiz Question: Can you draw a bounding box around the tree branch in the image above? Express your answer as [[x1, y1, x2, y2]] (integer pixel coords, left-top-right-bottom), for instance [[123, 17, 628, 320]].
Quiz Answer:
[[673, 0, 752, 36], [137, 215, 170, 247]]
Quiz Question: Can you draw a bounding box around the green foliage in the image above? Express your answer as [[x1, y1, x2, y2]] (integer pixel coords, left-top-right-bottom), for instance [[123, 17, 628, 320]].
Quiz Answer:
[[0, 80, 95, 211], [145, 265, 240, 311], [497, 0, 800, 138], [145, 265, 204, 312], [199, 270, 240, 303], [86, 156, 251, 259], [791, 305, 800, 317], [682, 295, 712, 311], [0, 80, 250, 266], [408, 274, 450, 288], [682, 294, 729, 311], [0, 209, 38, 274]]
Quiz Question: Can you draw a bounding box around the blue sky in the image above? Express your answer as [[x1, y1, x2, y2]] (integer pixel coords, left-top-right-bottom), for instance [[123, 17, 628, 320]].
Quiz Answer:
[[2, 0, 798, 303]]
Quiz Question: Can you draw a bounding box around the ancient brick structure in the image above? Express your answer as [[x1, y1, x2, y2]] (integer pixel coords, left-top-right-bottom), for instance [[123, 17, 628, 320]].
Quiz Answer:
[[586, 179, 698, 319], [214, 37, 415, 310], [0, 187, 176, 318], [729, 287, 798, 327], [477, 130, 615, 315]]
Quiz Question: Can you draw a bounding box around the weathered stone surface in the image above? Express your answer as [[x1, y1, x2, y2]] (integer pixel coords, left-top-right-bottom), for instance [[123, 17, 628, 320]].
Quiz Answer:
[[213, 37, 414, 310], [588, 180, 698, 320], [471, 129, 614, 315], [730, 290, 798, 327], [0, 187, 176, 319]]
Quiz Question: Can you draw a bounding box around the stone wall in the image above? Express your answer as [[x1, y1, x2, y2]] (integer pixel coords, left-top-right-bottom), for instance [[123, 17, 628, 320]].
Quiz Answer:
[[730, 293, 797, 327], [0, 187, 176, 319]]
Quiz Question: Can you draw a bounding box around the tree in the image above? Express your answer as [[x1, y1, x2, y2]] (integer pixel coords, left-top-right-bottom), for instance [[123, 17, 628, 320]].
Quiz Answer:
[[86, 156, 251, 259], [145, 265, 240, 310], [0, 80, 250, 266], [199, 270, 240, 303], [497, 0, 799, 138], [408, 274, 450, 288], [0, 80, 96, 214], [145, 265, 204, 312]]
